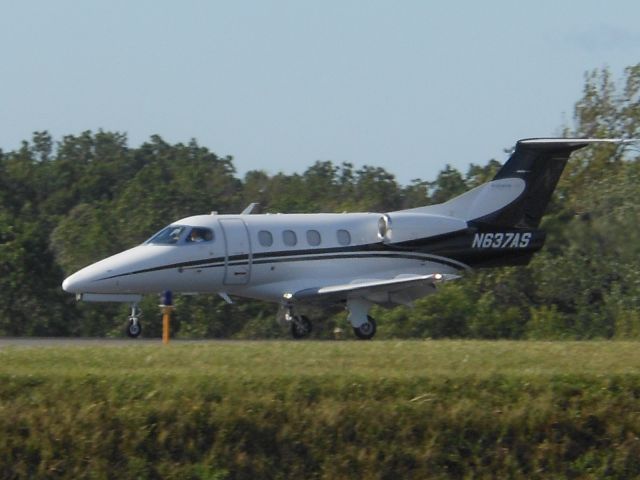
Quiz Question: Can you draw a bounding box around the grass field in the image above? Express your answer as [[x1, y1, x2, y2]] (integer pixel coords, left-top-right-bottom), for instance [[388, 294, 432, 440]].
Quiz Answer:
[[1, 340, 640, 479]]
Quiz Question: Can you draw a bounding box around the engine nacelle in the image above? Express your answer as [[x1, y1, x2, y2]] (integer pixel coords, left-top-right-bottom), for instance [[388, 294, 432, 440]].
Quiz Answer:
[[378, 212, 467, 244]]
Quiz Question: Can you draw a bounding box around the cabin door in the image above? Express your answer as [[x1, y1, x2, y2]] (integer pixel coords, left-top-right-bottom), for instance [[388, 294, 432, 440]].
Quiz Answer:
[[220, 218, 252, 285]]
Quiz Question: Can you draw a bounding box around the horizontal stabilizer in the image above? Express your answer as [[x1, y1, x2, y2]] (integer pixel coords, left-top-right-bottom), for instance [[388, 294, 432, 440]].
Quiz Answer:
[[517, 138, 635, 147]]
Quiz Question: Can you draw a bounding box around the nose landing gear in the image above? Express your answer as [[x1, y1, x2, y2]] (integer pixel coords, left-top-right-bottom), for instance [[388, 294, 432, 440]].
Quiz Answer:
[[126, 304, 142, 338]]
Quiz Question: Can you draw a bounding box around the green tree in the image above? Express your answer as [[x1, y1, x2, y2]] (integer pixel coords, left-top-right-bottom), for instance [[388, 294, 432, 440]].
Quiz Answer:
[[430, 164, 466, 204], [3, 64, 640, 339]]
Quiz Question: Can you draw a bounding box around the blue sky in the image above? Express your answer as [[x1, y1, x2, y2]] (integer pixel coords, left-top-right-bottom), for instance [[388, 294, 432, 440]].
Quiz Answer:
[[1, 1, 639, 184]]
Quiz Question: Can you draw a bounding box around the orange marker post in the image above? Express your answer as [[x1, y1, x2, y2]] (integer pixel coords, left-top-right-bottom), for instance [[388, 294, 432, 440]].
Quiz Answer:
[[161, 290, 173, 345], [162, 306, 171, 344]]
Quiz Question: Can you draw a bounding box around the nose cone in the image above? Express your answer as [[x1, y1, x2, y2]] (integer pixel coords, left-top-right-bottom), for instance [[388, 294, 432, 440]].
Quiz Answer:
[[62, 258, 123, 294], [61, 245, 177, 296], [62, 275, 72, 292], [61, 246, 147, 294], [62, 271, 86, 294]]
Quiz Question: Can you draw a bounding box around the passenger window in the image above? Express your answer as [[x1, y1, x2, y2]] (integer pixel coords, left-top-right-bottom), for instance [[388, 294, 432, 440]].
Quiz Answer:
[[258, 230, 273, 247], [186, 227, 214, 243], [282, 230, 297, 246], [337, 229, 351, 246], [306, 230, 321, 246]]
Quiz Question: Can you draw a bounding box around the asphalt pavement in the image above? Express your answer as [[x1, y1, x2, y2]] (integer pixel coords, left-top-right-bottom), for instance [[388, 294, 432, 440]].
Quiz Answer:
[[0, 337, 232, 348]]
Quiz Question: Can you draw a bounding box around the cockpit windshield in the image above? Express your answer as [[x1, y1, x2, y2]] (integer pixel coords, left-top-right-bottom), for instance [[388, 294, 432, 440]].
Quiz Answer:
[[145, 225, 186, 245], [145, 225, 215, 245]]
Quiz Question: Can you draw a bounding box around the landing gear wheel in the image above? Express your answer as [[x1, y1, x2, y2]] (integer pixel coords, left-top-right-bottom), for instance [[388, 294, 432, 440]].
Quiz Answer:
[[353, 315, 376, 340], [126, 318, 142, 338], [291, 315, 312, 339]]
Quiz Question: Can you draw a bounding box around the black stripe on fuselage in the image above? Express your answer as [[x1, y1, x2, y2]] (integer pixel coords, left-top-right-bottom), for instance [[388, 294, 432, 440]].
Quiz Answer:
[[96, 227, 543, 282], [97, 244, 468, 281], [215, 251, 465, 270]]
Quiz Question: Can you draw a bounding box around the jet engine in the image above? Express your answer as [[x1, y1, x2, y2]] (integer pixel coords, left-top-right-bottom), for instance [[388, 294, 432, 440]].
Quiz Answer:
[[377, 212, 467, 244]]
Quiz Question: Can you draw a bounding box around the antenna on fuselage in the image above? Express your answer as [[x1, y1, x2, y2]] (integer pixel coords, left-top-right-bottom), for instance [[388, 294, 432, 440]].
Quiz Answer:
[[241, 202, 260, 215]]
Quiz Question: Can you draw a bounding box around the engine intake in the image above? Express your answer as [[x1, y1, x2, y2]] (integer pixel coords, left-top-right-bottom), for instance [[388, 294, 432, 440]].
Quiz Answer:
[[378, 212, 467, 243]]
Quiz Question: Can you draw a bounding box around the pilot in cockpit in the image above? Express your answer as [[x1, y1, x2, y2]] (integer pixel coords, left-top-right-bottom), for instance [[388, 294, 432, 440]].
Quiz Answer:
[[189, 229, 204, 242]]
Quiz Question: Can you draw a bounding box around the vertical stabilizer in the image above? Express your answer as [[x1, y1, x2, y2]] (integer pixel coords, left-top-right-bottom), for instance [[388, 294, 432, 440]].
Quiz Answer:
[[402, 138, 625, 229], [471, 139, 588, 228]]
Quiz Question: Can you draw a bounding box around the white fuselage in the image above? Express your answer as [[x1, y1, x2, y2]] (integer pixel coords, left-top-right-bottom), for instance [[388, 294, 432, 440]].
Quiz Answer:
[[62, 212, 466, 303]]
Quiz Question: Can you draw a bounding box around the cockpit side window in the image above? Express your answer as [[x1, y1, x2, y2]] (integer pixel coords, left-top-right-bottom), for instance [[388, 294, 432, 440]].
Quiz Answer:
[[186, 227, 214, 243], [146, 225, 186, 245]]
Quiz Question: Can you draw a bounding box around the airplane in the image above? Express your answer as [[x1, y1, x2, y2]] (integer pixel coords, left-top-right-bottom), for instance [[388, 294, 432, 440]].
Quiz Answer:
[[62, 138, 631, 340]]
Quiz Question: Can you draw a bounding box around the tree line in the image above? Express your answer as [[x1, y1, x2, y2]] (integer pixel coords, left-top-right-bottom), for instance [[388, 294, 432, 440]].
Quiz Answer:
[[1, 65, 639, 339]]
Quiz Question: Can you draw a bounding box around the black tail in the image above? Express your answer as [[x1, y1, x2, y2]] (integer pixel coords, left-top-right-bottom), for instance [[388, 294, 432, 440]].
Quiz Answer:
[[400, 138, 626, 230], [471, 139, 592, 229]]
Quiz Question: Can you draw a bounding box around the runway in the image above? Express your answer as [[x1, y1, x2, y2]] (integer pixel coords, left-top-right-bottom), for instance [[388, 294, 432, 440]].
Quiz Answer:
[[0, 337, 235, 348]]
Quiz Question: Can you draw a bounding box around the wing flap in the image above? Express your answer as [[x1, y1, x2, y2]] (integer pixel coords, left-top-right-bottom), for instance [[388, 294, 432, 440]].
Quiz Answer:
[[290, 273, 459, 305]]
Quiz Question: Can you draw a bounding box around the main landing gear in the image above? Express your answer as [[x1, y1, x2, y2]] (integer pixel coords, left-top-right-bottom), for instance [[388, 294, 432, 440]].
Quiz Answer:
[[283, 298, 378, 340], [347, 298, 377, 340], [126, 304, 142, 338], [353, 315, 377, 340], [285, 306, 313, 339]]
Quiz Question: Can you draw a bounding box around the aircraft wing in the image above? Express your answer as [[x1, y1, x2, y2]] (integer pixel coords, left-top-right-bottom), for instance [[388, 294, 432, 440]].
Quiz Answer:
[[288, 273, 459, 306]]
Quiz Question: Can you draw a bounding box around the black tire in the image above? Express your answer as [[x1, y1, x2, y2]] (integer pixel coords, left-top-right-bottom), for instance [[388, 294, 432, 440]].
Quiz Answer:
[[291, 315, 312, 339], [126, 318, 142, 338], [353, 315, 376, 340]]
